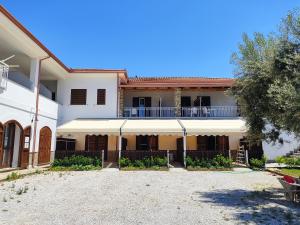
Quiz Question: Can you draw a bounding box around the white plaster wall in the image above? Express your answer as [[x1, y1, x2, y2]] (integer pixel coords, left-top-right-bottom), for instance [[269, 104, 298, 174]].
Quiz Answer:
[[0, 79, 35, 128], [182, 90, 236, 106], [0, 79, 58, 154], [124, 90, 175, 107], [263, 132, 300, 160], [57, 74, 118, 125]]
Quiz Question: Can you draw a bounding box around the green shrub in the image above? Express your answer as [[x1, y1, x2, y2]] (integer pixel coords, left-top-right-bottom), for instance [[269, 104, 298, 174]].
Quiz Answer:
[[249, 157, 266, 169], [120, 157, 132, 167], [120, 156, 168, 168], [186, 155, 232, 169], [275, 156, 300, 167], [6, 172, 21, 181], [51, 155, 101, 170]]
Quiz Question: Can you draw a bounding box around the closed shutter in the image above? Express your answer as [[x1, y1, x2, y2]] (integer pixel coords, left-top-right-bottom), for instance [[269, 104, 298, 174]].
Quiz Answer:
[[70, 89, 87, 105], [197, 136, 208, 151], [145, 97, 151, 107], [201, 96, 211, 107], [97, 89, 106, 105], [148, 135, 158, 150], [132, 97, 139, 107]]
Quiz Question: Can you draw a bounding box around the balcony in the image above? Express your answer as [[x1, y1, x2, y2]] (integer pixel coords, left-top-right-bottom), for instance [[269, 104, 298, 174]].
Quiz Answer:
[[123, 106, 240, 118]]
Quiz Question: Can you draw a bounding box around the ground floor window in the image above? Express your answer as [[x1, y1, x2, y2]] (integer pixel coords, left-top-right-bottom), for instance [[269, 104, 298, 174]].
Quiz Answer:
[[85, 135, 107, 151], [197, 135, 229, 152], [136, 135, 158, 150]]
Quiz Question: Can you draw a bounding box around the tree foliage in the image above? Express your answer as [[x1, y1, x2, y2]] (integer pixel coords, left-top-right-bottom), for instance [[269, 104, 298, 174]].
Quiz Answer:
[[230, 10, 300, 142]]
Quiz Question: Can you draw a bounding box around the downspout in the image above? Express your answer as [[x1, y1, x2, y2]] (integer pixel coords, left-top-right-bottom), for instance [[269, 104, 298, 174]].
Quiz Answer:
[[31, 56, 50, 167], [117, 73, 120, 118]]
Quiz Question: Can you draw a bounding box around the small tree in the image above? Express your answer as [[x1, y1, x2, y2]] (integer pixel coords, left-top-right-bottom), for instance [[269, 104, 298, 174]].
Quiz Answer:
[[230, 10, 300, 142]]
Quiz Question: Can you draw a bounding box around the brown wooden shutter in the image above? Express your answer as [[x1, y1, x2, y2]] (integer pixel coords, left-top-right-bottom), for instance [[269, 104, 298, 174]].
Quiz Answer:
[[97, 89, 106, 105], [70, 89, 87, 105], [148, 135, 158, 150], [197, 136, 208, 151]]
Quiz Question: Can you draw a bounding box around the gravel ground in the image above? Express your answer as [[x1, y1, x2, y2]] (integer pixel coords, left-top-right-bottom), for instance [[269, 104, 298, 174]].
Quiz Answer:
[[0, 170, 299, 225]]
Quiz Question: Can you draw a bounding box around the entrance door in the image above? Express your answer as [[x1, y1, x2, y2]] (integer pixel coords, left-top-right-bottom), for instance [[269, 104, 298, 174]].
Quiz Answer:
[[38, 127, 52, 165], [20, 127, 31, 169], [139, 98, 146, 117], [176, 137, 183, 164], [181, 96, 191, 117], [0, 124, 15, 168], [98, 135, 108, 161]]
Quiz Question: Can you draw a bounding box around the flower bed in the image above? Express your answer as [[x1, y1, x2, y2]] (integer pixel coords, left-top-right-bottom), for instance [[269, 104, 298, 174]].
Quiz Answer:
[[186, 155, 233, 171], [119, 156, 168, 170], [50, 155, 102, 171]]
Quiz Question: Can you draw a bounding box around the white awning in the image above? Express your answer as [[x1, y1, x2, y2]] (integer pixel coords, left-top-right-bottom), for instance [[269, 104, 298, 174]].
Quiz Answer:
[[180, 119, 247, 136], [121, 119, 183, 135], [56, 119, 125, 135]]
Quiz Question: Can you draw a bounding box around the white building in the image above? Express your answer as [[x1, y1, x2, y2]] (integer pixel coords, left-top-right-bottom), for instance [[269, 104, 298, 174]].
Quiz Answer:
[[0, 5, 293, 169]]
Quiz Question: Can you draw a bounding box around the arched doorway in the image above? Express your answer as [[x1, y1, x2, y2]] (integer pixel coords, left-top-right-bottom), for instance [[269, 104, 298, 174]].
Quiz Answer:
[[0, 121, 23, 168], [38, 127, 52, 165]]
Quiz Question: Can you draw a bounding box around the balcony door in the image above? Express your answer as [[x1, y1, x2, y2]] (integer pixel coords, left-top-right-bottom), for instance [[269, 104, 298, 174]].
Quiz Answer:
[[132, 97, 151, 117]]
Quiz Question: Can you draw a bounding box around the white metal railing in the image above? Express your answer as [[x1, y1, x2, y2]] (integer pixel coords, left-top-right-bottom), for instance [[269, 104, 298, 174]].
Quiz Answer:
[[123, 106, 240, 118], [123, 107, 176, 118], [181, 106, 240, 118]]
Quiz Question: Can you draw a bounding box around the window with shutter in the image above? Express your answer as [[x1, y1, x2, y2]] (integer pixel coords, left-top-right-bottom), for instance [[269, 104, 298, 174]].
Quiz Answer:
[[97, 89, 106, 105], [70, 89, 87, 105]]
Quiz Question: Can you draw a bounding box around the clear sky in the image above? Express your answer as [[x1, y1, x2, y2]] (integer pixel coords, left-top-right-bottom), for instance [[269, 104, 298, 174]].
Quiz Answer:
[[2, 0, 299, 77]]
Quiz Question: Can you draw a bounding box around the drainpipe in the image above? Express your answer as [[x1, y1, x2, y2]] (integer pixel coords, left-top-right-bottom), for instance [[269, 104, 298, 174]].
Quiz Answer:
[[117, 73, 120, 117], [31, 56, 50, 167]]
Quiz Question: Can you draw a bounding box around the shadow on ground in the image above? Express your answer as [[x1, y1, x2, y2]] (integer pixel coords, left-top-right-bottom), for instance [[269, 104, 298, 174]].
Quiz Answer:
[[193, 188, 300, 224]]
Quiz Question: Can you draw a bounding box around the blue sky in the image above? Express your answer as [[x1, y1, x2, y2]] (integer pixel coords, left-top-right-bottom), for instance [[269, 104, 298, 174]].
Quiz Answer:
[[2, 1, 299, 77]]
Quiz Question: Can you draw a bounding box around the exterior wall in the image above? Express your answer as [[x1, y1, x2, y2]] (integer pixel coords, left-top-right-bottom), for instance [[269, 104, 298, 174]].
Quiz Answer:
[[0, 78, 58, 167], [57, 133, 118, 151], [159, 136, 180, 150], [123, 90, 175, 107], [181, 90, 236, 106], [123, 89, 236, 108], [57, 74, 118, 124], [263, 132, 300, 160], [187, 136, 197, 150]]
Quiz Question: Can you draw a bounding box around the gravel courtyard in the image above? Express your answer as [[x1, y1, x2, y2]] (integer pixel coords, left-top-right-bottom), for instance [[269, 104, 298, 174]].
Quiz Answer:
[[0, 170, 299, 225]]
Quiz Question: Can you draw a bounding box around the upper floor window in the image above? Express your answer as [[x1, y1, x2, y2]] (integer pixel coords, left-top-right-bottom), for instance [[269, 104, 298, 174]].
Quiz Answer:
[[70, 89, 87, 105], [97, 89, 106, 105]]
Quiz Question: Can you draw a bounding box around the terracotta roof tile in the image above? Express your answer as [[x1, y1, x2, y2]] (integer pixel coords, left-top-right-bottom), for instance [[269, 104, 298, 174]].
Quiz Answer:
[[121, 76, 234, 88]]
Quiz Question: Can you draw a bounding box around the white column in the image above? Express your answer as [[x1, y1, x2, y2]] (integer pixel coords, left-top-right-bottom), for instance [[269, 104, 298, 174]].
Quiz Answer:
[[118, 135, 122, 168], [183, 133, 187, 167], [29, 58, 39, 93]]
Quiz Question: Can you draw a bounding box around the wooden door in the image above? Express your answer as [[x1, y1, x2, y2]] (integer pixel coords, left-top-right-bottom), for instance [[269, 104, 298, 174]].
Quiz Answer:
[[148, 135, 158, 150], [98, 135, 108, 160], [20, 127, 30, 169], [38, 127, 52, 165], [1, 124, 15, 168], [176, 137, 183, 163]]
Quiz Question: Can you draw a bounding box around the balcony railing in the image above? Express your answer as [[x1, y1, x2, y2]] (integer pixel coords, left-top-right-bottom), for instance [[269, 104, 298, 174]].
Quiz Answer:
[[123, 106, 240, 118]]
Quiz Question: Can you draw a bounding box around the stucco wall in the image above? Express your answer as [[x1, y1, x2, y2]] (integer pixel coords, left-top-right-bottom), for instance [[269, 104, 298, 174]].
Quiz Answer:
[[181, 90, 236, 106], [124, 90, 175, 107], [57, 74, 118, 125]]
